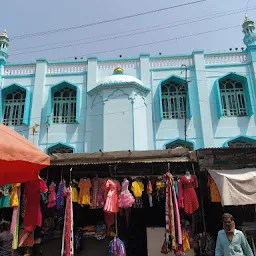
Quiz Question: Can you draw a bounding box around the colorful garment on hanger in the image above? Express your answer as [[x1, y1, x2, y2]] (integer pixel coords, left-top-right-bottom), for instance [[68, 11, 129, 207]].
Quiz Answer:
[[72, 186, 78, 203], [10, 183, 21, 207], [208, 175, 221, 203], [147, 180, 153, 207], [104, 179, 121, 213], [78, 178, 92, 205], [23, 178, 48, 232], [182, 231, 191, 252], [0, 185, 11, 208], [165, 173, 176, 250], [48, 182, 57, 208], [172, 185, 182, 245], [57, 180, 66, 210], [131, 180, 144, 197], [61, 186, 74, 256], [10, 185, 21, 250], [108, 236, 126, 256], [174, 181, 178, 196], [180, 175, 199, 215], [91, 177, 104, 209], [118, 179, 135, 209], [178, 180, 184, 209]]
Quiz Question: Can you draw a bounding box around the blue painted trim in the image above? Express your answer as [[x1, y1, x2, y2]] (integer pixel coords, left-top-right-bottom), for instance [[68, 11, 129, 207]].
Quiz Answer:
[[150, 72, 157, 150], [36, 58, 48, 63], [150, 65, 195, 72], [6, 62, 36, 66], [222, 135, 256, 147], [162, 138, 195, 150], [204, 50, 245, 55], [205, 63, 251, 68], [23, 88, 32, 126], [149, 53, 192, 59], [48, 59, 87, 64], [131, 100, 135, 150], [46, 142, 76, 153], [2, 74, 35, 78], [46, 72, 87, 77], [98, 57, 139, 61]]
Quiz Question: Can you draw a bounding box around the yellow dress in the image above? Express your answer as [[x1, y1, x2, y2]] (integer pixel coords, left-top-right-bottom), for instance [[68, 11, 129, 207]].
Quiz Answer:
[[78, 178, 91, 205], [182, 231, 191, 252], [72, 186, 79, 203], [10, 183, 21, 207], [131, 181, 144, 197]]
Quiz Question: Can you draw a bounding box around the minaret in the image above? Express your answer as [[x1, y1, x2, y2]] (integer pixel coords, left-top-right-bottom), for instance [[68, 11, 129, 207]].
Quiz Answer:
[[0, 29, 9, 65], [242, 15, 256, 49]]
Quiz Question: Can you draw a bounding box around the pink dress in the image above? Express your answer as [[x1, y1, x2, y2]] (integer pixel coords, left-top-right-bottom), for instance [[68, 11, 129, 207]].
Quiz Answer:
[[48, 183, 57, 208], [104, 179, 121, 213], [118, 179, 135, 209]]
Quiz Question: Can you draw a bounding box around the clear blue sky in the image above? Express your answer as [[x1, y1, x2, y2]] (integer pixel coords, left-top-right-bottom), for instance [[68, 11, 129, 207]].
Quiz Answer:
[[2, 0, 256, 62]]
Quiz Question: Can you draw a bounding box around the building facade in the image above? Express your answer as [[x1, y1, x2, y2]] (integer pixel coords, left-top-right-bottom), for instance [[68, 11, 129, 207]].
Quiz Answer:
[[1, 17, 256, 154]]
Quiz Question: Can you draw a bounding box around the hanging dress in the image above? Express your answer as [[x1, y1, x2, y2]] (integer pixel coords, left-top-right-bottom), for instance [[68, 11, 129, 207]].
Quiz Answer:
[[78, 178, 91, 205], [10, 183, 21, 207], [23, 178, 48, 232], [48, 183, 57, 208], [131, 180, 144, 208], [118, 179, 135, 209], [0, 185, 11, 208], [104, 179, 121, 213], [90, 177, 104, 209], [180, 175, 199, 215]]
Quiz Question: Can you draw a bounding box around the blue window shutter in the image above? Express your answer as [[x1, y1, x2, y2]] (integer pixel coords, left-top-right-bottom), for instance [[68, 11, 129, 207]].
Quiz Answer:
[[158, 84, 163, 120], [0, 89, 3, 122], [23, 89, 32, 126], [186, 86, 192, 119], [244, 81, 253, 116], [47, 87, 53, 125], [215, 80, 223, 118], [75, 86, 80, 123]]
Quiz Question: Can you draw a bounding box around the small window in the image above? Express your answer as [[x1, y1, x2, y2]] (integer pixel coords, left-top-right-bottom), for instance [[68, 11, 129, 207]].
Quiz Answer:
[[48, 144, 74, 154], [219, 78, 247, 117], [165, 139, 194, 151], [52, 86, 77, 124], [3, 88, 26, 126], [228, 137, 256, 148]]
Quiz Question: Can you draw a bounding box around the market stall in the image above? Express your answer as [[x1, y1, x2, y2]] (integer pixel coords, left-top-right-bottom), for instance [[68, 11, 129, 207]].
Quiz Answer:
[[34, 147, 205, 256], [197, 147, 256, 255]]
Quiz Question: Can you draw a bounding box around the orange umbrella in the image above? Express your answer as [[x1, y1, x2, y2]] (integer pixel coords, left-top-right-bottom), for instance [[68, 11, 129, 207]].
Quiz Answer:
[[0, 124, 50, 186]]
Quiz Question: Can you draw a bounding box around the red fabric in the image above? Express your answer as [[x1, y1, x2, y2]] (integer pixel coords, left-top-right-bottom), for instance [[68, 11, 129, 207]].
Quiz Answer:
[[23, 178, 48, 232], [64, 188, 72, 256], [0, 124, 50, 186], [180, 175, 199, 215]]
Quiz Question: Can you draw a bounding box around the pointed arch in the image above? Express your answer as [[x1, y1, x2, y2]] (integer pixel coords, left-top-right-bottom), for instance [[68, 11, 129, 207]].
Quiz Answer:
[[1, 83, 32, 126], [47, 81, 80, 124], [164, 138, 194, 151], [158, 75, 191, 120], [223, 136, 256, 148], [215, 72, 253, 117], [47, 142, 75, 154]]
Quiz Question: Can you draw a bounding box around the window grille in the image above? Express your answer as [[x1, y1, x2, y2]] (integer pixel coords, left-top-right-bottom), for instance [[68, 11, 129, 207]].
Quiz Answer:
[[52, 87, 77, 124], [165, 140, 194, 151], [220, 79, 247, 117], [3, 89, 26, 126], [48, 144, 74, 154], [161, 82, 186, 119]]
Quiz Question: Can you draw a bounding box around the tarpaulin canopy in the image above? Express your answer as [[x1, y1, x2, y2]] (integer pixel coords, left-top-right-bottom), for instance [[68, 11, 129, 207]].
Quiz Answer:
[[208, 168, 256, 206], [0, 124, 50, 186]]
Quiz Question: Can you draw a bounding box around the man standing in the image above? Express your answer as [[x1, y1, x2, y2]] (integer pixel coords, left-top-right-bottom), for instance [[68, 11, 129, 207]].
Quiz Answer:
[[215, 213, 253, 256]]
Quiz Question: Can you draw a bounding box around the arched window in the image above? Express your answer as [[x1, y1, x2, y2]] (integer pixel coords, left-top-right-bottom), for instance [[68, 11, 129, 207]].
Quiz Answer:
[[161, 81, 186, 119], [52, 86, 77, 124], [165, 139, 194, 151], [219, 78, 247, 117], [3, 88, 26, 126], [228, 137, 256, 148], [48, 144, 74, 154]]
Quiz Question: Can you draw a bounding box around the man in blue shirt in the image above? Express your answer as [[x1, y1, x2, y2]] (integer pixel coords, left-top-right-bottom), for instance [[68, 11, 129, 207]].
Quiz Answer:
[[215, 213, 253, 256]]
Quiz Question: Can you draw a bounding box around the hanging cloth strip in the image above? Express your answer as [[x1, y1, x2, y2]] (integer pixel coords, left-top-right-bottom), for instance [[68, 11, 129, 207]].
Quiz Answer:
[[10, 186, 21, 250], [172, 185, 182, 245], [61, 186, 74, 256]]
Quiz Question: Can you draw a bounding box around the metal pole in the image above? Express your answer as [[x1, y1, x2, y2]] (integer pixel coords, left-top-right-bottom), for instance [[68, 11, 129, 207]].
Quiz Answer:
[[181, 64, 188, 147]]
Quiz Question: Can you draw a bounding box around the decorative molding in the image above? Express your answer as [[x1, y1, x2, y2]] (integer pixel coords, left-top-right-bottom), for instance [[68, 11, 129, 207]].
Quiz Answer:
[[98, 60, 140, 70], [150, 57, 193, 68], [47, 63, 87, 74], [4, 65, 36, 75], [204, 52, 250, 65]]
